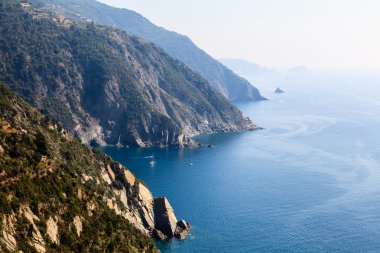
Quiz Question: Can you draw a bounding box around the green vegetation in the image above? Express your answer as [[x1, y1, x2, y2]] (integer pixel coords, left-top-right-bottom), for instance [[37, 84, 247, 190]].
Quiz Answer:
[[0, 0, 254, 147], [34, 0, 265, 102], [0, 83, 157, 252]]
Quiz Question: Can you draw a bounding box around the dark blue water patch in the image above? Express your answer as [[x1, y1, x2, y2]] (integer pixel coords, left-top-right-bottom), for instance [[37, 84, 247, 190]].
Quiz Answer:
[[100, 138, 345, 253]]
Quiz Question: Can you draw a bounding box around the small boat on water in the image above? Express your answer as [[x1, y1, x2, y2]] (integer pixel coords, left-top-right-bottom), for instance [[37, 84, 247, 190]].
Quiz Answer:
[[149, 155, 156, 166], [189, 163, 193, 166]]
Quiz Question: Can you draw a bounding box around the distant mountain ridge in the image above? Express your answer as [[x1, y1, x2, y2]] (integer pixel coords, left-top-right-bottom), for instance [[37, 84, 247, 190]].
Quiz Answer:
[[32, 0, 266, 102], [0, 0, 258, 147], [221, 58, 309, 76], [219, 58, 273, 76]]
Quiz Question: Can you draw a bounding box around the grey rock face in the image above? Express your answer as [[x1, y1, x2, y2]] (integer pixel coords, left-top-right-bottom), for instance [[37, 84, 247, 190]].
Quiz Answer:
[[153, 197, 178, 237]]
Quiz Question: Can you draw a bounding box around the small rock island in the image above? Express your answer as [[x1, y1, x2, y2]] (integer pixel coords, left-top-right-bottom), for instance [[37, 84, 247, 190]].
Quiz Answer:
[[274, 87, 285, 94], [153, 197, 191, 240]]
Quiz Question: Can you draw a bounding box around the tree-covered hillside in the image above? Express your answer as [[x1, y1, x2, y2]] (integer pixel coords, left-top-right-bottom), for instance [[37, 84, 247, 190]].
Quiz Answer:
[[0, 0, 258, 147], [0, 83, 161, 252], [34, 0, 266, 102]]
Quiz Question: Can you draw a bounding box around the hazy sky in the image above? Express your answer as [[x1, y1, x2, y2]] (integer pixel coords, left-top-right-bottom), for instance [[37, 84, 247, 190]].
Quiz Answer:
[[98, 0, 380, 70]]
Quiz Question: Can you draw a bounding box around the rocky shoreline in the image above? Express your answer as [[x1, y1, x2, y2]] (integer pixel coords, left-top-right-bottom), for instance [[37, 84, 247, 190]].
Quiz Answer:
[[152, 197, 191, 240]]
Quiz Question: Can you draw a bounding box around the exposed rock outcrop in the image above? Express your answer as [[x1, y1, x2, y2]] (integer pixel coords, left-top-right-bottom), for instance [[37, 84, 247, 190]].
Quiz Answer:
[[174, 220, 191, 240], [1, 214, 17, 252], [121, 165, 136, 186], [137, 183, 156, 229], [21, 206, 46, 253], [46, 217, 59, 244], [99, 170, 192, 241], [152, 229, 167, 241], [73, 216, 83, 237], [153, 197, 178, 237], [101, 163, 185, 239]]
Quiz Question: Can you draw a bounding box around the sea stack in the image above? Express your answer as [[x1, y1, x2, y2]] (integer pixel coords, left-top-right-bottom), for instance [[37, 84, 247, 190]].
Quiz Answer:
[[153, 197, 191, 240]]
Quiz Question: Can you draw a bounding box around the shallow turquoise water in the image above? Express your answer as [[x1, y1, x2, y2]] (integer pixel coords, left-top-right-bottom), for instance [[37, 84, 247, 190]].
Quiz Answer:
[[100, 72, 380, 252]]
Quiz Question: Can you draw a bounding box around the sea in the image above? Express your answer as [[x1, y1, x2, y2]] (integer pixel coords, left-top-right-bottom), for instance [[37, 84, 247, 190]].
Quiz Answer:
[[100, 70, 380, 253]]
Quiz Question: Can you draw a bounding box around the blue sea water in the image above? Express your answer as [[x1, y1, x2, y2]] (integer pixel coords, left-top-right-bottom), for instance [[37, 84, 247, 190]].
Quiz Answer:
[[100, 71, 380, 253]]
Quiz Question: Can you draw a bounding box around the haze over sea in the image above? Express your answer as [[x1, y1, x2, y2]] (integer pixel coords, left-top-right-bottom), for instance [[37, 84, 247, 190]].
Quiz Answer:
[[101, 71, 380, 252]]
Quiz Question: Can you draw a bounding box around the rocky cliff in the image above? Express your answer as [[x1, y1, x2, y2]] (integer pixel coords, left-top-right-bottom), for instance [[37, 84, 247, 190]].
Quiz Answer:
[[32, 0, 266, 102], [0, 0, 259, 147], [0, 83, 189, 252]]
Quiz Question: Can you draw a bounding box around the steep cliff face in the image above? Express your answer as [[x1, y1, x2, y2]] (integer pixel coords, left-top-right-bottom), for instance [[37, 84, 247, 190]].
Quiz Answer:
[[32, 0, 266, 102], [0, 84, 189, 252], [0, 0, 258, 147]]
